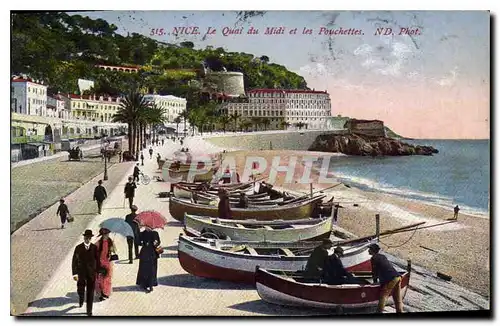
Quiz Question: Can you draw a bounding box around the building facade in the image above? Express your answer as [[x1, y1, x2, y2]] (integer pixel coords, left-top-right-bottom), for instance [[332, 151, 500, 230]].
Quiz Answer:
[[220, 89, 331, 130], [143, 94, 187, 123], [11, 78, 48, 116], [47, 95, 68, 119], [61, 94, 121, 123]]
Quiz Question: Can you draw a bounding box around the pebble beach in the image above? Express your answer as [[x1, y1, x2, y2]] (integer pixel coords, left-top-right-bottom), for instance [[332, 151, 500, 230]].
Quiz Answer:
[[210, 142, 490, 299]]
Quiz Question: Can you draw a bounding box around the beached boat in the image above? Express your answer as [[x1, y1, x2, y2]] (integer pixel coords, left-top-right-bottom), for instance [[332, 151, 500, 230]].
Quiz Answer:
[[183, 213, 334, 242], [166, 168, 215, 183], [177, 235, 374, 283], [172, 183, 256, 199], [169, 195, 326, 222], [255, 263, 411, 310]]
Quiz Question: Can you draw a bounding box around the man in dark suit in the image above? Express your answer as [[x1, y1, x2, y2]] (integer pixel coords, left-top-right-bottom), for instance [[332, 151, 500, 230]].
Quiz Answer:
[[56, 198, 70, 229], [124, 177, 137, 208], [72, 230, 98, 316], [304, 239, 332, 281], [324, 246, 360, 285], [125, 205, 141, 264], [93, 180, 108, 214]]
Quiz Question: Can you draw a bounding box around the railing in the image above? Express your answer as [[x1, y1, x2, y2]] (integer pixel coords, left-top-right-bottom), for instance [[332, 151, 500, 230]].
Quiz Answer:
[[11, 135, 46, 144]]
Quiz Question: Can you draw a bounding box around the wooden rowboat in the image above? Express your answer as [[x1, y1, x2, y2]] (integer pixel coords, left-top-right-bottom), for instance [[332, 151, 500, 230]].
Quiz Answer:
[[169, 195, 326, 222], [177, 235, 374, 284], [166, 168, 215, 183], [255, 264, 411, 311], [183, 213, 334, 242], [172, 184, 256, 199]]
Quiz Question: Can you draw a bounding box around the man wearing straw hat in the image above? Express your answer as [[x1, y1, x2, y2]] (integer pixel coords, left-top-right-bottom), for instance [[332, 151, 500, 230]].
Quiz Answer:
[[72, 230, 98, 316]]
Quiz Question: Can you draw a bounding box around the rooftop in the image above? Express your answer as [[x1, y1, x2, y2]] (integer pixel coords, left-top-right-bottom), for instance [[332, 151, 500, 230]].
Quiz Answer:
[[11, 78, 47, 87], [248, 88, 329, 94]]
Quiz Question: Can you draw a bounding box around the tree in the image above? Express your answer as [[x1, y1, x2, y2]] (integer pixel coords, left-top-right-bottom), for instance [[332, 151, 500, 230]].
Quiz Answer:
[[112, 90, 148, 156], [173, 116, 182, 135], [294, 122, 306, 130], [260, 55, 270, 63], [262, 117, 271, 131], [219, 115, 231, 133], [180, 41, 194, 49], [229, 112, 241, 132]]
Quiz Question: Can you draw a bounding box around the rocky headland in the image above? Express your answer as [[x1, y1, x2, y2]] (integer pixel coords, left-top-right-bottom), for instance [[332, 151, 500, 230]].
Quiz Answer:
[[308, 133, 439, 156]]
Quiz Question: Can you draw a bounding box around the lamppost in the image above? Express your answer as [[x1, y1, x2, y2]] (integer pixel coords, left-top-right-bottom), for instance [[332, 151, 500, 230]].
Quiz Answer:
[[103, 143, 109, 181]]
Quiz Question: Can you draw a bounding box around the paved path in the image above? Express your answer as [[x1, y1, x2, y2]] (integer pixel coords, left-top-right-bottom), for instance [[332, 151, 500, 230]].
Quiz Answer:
[[11, 158, 135, 315], [11, 142, 127, 232], [15, 137, 490, 316]]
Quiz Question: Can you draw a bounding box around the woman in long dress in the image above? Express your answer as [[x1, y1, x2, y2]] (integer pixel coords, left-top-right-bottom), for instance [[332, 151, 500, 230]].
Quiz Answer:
[[136, 227, 161, 293], [95, 228, 116, 301]]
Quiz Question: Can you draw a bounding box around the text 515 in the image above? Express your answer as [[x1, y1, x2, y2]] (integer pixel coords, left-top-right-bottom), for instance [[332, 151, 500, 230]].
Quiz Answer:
[[150, 28, 165, 36]]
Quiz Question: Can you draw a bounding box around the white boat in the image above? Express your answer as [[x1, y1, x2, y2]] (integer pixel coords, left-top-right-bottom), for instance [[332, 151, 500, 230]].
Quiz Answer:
[[183, 213, 334, 242], [177, 235, 374, 284]]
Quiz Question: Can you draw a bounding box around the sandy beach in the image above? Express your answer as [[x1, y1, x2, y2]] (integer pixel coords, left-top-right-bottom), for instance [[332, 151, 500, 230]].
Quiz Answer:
[[212, 147, 490, 298]]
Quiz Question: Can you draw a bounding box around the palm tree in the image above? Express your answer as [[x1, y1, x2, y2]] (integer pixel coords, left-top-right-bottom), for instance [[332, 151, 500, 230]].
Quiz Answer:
[[173, 116, 182, 136], [251, 117, 262, 132], [229, 112, 241, 132], [219, 115, 231, 133], [280, 120, 291, 130], [113, 90, 148, 156], [294, 122, 306, 130], [262, 117, 271, 131], [179, 110, 189, 137]]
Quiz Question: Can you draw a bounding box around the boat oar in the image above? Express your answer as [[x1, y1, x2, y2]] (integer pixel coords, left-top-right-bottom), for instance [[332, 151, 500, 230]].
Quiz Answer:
[[335, 222, 426, 246], [289, 183, 344, 199]]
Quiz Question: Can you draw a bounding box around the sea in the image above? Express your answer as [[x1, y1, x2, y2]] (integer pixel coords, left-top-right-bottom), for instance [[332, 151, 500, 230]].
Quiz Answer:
[[315, 139, 490, 217]]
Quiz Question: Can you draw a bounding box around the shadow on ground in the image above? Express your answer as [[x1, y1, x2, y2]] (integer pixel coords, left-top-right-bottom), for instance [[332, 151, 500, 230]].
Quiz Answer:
[[228, 299, 373, 316], [26, 292, 79, 310], [21, 306, 87, 317], [157, 274, 254, 290]]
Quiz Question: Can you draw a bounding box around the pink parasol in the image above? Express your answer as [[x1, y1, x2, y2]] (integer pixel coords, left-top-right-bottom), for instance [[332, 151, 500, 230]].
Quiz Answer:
[[134, 210, 168, 229]]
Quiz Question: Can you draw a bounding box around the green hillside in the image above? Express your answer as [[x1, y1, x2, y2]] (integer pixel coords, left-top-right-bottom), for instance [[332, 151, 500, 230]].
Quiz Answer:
[[11, 12, 308, 98]]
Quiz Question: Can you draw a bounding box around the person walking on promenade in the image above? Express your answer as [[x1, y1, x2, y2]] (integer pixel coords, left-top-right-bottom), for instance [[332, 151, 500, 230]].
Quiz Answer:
[[368, 243, 404, 313], [136, 226, 161, 293], [140, 152, 145, 166], [156, 153, 161, 169], [133, 163, 141, 182], [125, 205, 141, 264], [93, 180, 108, 214], [124, 177, 137, 208], [72, 230, 98, 316], [95, 228, 117, 302], [161, 139, 164, 146], [304, 239, 332, 282], [118, 151, 122, 163], [149, 147, 153, 159], [218, 189, 232, 219], [56, 198, 70, 229], [453, 205, 460, 220]]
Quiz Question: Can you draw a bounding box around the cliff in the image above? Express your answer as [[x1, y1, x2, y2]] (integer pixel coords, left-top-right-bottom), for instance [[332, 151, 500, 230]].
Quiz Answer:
[[308, 133, 438, 156]]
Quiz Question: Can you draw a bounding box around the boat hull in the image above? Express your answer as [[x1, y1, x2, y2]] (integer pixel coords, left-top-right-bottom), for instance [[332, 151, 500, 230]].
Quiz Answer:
[[177, 236, 373, 284], [169, 196, 324, 222], [184, 214, 334, 242], [167, 169, 214, 183], [255, 267, 410, 310]]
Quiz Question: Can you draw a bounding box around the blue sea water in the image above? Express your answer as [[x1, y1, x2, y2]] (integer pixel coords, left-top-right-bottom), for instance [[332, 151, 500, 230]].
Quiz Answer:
[[320, 140, 490, 217]]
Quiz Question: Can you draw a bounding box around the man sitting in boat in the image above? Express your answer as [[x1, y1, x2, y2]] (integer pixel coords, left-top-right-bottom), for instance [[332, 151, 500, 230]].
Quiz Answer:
[[323, 247, 361, 285], [236, 192, 249, 209], [195, 182, 210, 192], [303, 239, 333, 282], [368, 243, 404, 313], [220, 169, 232, 184], [217, 188, 232, 219]]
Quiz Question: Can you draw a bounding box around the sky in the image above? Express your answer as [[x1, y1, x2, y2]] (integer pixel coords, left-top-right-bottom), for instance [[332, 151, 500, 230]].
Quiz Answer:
[[77, 10, 490, 139]]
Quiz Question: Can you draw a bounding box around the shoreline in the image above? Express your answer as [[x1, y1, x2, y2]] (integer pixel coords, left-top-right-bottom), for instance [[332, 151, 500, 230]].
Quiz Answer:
[[200, 140, 490, 299]]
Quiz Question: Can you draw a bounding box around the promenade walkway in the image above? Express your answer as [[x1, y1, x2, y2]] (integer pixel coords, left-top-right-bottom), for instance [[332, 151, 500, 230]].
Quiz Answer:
[[16, 137, 489, 316]]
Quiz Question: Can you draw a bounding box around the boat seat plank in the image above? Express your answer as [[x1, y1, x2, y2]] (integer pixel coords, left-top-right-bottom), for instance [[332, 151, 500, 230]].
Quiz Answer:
[[246, 247, 259, 255], [263, 226, 273, 230], [235, 224, 245, 229], [281, 248, 295, 257]]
